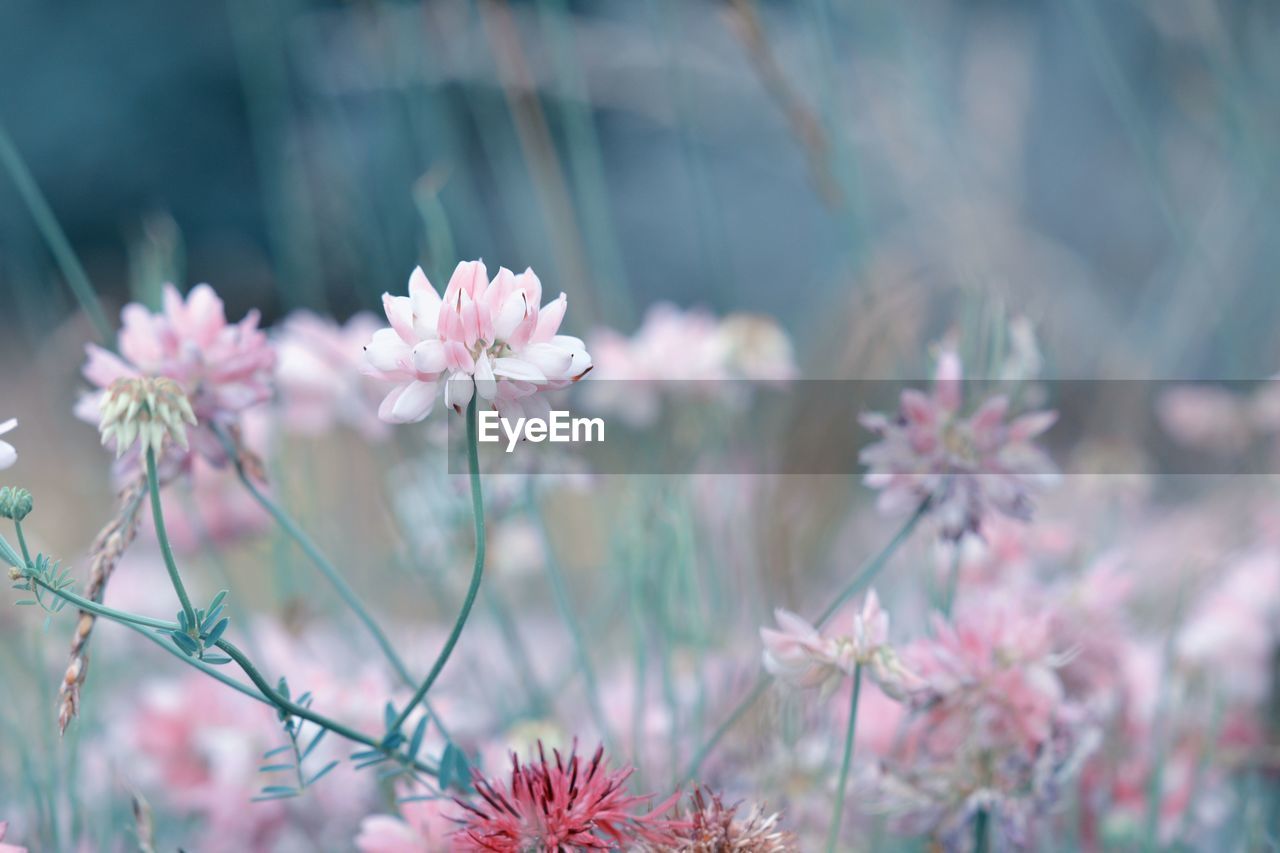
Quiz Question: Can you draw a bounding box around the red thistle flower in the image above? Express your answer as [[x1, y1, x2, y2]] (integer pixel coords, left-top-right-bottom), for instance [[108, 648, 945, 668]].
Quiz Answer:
[[453, 741, 682, 851]]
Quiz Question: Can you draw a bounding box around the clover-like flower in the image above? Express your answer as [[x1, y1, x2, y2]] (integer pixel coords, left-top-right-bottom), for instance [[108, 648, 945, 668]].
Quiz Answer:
[[363, 263, 592, 424], [761, 590, 914, 698], [78, 284, 275, 474], [98, 377, 197, 460], [860, 349, 1058, 540]]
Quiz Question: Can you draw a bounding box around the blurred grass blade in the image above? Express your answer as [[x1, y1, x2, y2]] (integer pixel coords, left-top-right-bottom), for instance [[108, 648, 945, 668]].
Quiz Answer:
[[0, 120, 115, 348]]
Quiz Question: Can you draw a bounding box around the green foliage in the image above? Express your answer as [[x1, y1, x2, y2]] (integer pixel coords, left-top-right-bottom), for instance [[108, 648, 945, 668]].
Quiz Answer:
[[252, 678, 340, 801], [167, 590, 232, 665], [11, 554, 73, 615]]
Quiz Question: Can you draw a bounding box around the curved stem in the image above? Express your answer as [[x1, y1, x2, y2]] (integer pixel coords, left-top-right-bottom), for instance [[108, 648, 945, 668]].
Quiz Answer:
[[973, 808, 990, 853], [682, 501, 925, 781], [27, 574, 178, 632], [146, 447, 198, 632], [390, 396, 486, 734], [22, 536, 441, 778], [825, 663, 863, 853], [213, 424, 414, 687]]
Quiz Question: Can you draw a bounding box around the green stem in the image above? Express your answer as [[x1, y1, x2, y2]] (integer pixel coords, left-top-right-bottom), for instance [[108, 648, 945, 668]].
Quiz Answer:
[[21, 572, 439, 777], [941, 543, 961, 617], [531, 496, 613, 750], [826, 663, 863, 853], [27, 576, 175, 632], [682, 501, 925, 780], [13, 520, 33, 567], [973, 808, 990, 853], [213, 424, 414, 687], [389, 395, 486, 734], [146, 447, 198, 633], [0, 120, 115, 348]]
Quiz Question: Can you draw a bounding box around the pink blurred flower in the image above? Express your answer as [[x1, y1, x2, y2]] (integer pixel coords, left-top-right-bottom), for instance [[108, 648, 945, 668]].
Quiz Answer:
[[1157, 386, 1252, 454], [0, 419, 15, 469], [587, 304, 795, 427], [860, 349, 1058, 540], [276, 310, 391, 441], [151, 454, 270, 553], [363, 263, 591, 424], [0, 822, 27, 853], [453, 742, 681, 851], [356, 795, 455, 853], [761, 591, 915, 698], [78, 284, 275, 476]]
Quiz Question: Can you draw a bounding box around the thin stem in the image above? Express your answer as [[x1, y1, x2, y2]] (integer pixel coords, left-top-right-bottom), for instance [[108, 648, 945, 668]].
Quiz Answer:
[[25, 563, 440, 778], [146, 447, 198, 633], [682, 501, 925, 780], [531, 496, 613, 750], [973, 808, 990, 853], [13, 520, 32, 567], [0, 120, 114, 348], [389, 395, 486, 734], [941, 543, 961, 617], [212, 424, 413, 687], [26, 574, 178, 632], [817, 499, 929, 627], [826, 663, 863, 853]]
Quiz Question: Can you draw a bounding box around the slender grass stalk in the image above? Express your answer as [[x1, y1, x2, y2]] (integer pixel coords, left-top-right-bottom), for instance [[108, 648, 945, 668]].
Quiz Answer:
[[0, 121, 115, 348], [825, 663, 863, 853], [941, 544, 961, 617], [389, 395, 486, 733], [682, 501, 926, 780], [531, 496, 614, 751], [212, 424, 414, 687], [146, 448, 198, 633]]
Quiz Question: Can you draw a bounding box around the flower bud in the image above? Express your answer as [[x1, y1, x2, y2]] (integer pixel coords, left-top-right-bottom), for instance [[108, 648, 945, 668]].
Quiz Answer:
[[98, 377, 197, 459], [0, 486, 33, 521]]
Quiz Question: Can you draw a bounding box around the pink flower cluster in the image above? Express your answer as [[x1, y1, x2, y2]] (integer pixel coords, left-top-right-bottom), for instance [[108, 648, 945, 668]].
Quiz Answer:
[[587, 303, 795, 426], [275, 310, 392, 441], [860, 349, 1058, 540], [79, 285, 275, 475], [363, 263, 592, 423]]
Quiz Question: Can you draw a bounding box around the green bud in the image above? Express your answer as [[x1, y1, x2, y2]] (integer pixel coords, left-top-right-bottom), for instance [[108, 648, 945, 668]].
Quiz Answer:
[[0, 487, 33, 522]]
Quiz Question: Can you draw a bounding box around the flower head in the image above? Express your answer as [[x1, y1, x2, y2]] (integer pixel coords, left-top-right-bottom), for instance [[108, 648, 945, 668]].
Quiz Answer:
[[642, 787, 798, 853], [760, 590, 911, 698], [859, 349, 1058, 540], [98, 377, 197, 460], [276, 310, 391, 441], [453, 741, 681, 851], [364, 263, 591, 424], [78, 284, 275, 473]]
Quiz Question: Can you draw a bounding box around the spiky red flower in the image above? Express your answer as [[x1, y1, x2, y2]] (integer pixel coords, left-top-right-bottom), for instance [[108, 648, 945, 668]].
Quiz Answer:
[[453, 742, 682, 851]]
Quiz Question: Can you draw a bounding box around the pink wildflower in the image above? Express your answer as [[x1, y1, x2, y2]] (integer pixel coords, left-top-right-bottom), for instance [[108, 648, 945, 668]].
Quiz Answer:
[[860, 349, 1058, 540], [587, 304, 795, 426], [453, 742, 681, 851], [276, 310, 391, 441], [78, 284, 275, 475], [356, 795, 455, 853], [761, 591, 917, 699], [363, 263, 591, 424], [0, 419, 15, 469]]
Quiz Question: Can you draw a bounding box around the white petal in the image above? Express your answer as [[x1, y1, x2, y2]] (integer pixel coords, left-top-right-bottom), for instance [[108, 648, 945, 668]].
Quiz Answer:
[[492, 356, 546, 384], [0, 419, 15, 436], [390, 380, 438, 423], [474, 354, 498, 401], [521, 343, 573, 380], [493, 293, 528, 341], [0, 440, 14, 469], [444, 373, 474, 411], [365, 328, 413, 374], [412, 340, 447, 375]]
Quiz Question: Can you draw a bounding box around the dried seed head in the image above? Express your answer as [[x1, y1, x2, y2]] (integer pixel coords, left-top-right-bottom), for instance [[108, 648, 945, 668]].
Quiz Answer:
[[98, 377, 197, 459]]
